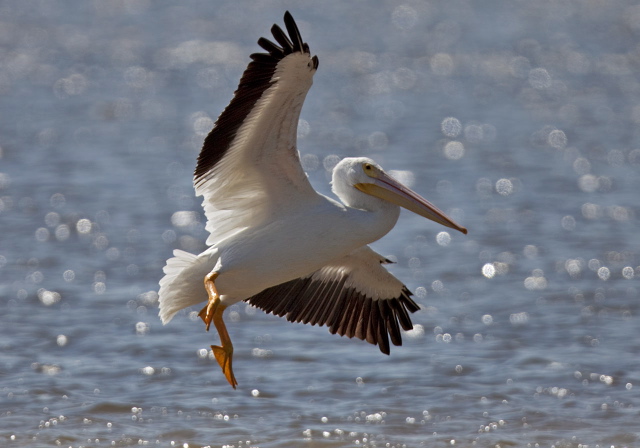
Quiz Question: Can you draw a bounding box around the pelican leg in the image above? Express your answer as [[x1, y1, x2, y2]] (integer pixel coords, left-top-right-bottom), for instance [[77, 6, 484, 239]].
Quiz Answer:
[[198, 271, 219, 331], [210, 304, 237, 389], [197, 272, 237, 388]]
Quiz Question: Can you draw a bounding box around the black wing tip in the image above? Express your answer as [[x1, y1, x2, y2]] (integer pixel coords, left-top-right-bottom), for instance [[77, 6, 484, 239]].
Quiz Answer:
[[254, 11, 318, 66], [401, 287, 420, 314], [257, 37, 285, 57], [283, 11, 304, 52]]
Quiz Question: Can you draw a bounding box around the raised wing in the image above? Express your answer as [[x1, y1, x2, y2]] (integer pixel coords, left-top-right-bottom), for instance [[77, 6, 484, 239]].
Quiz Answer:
[[194, 11, 320, 246], [245, 246, 420, 355]]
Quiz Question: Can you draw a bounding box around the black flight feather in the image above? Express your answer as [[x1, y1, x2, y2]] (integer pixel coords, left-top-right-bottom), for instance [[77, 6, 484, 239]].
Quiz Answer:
[[246, 270, 419, 355]]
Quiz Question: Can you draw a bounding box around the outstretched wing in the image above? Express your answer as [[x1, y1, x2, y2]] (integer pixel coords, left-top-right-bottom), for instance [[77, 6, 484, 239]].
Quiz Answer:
[[194, 11, 320, 246], [245, 246, 420, 355]]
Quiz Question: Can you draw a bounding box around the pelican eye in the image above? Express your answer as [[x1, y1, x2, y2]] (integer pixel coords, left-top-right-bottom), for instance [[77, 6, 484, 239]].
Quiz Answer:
[[362, 162, 378, 178]]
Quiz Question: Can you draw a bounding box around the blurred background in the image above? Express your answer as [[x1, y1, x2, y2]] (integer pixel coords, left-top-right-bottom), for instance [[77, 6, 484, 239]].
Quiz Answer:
[[1, 0, 639, 446]]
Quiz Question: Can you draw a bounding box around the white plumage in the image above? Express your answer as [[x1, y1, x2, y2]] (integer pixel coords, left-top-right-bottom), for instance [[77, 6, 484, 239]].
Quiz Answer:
[[158, 12, 466, 388]]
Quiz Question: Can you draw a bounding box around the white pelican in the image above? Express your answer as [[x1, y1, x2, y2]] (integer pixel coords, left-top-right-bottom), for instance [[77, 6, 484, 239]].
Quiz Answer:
[[159, 11, 467, 389]]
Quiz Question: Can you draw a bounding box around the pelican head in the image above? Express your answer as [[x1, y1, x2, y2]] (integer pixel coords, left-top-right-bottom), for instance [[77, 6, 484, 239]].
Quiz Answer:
[[332, 157, 467, 234]]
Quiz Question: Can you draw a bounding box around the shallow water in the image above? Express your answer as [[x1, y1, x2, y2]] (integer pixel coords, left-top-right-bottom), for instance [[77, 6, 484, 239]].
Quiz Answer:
[[1, 1, 640, 447]]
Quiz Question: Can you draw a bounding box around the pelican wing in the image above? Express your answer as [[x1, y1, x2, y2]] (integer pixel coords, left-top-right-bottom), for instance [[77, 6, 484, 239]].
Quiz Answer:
[[245, 246, 420, 355], [194, 12, 320, 246]]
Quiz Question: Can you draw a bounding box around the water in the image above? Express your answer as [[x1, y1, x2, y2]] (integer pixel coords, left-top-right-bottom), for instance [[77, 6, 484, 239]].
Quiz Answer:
[[1, 1, 639, 446]]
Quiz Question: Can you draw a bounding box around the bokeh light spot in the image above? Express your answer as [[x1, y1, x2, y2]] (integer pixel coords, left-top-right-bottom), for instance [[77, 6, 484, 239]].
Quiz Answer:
[[76, 219, 92, 234], [509, 312, 529, 325], [561, 215, 576, 231], [38, 289, 61, 306], [573, 157, 591, 175], [547, 130, 567, 149], [597, 267, 610, 281], [482, 263, 496, 279], [441, 117, 462, 137], [35, 227, 50, 242], [56, 335, 68, 346], [464, 125, 483, 144], [444, 141, 465, 160], [297, 119, 310, 139], [436, 231, 451, 246], [323, 155, 340, 172], [528, 68, 551, 89], [55, 224, 70, 241], [171, 211, 198, 228], [63, 270, 75, 282], [495, 178, 513, 196], [578, 174, 599, 193]]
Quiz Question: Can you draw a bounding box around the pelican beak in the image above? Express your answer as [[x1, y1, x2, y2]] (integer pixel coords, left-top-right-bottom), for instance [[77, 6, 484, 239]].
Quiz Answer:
[[355, 172, 468, 235]]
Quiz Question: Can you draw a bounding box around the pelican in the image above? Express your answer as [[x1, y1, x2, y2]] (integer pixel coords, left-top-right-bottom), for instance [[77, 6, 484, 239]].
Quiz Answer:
[[158, 11, 467, 389]]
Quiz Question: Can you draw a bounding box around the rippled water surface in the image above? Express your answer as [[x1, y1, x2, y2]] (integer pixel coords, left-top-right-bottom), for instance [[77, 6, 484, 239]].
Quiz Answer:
[[2, 1, 640, 447]]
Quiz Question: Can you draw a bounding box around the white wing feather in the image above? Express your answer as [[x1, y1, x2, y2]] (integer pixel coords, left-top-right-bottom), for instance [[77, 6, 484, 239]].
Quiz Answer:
[[196, 53, 317, 246], [312, 246, 406, 300]]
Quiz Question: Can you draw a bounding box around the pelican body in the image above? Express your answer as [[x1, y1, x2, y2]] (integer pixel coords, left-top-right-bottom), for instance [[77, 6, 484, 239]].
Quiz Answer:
[[159, 12, 467, 389]]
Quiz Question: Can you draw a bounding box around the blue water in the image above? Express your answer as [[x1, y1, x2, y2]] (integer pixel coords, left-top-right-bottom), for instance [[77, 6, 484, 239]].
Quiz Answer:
[[2, 1, 640, 447]]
